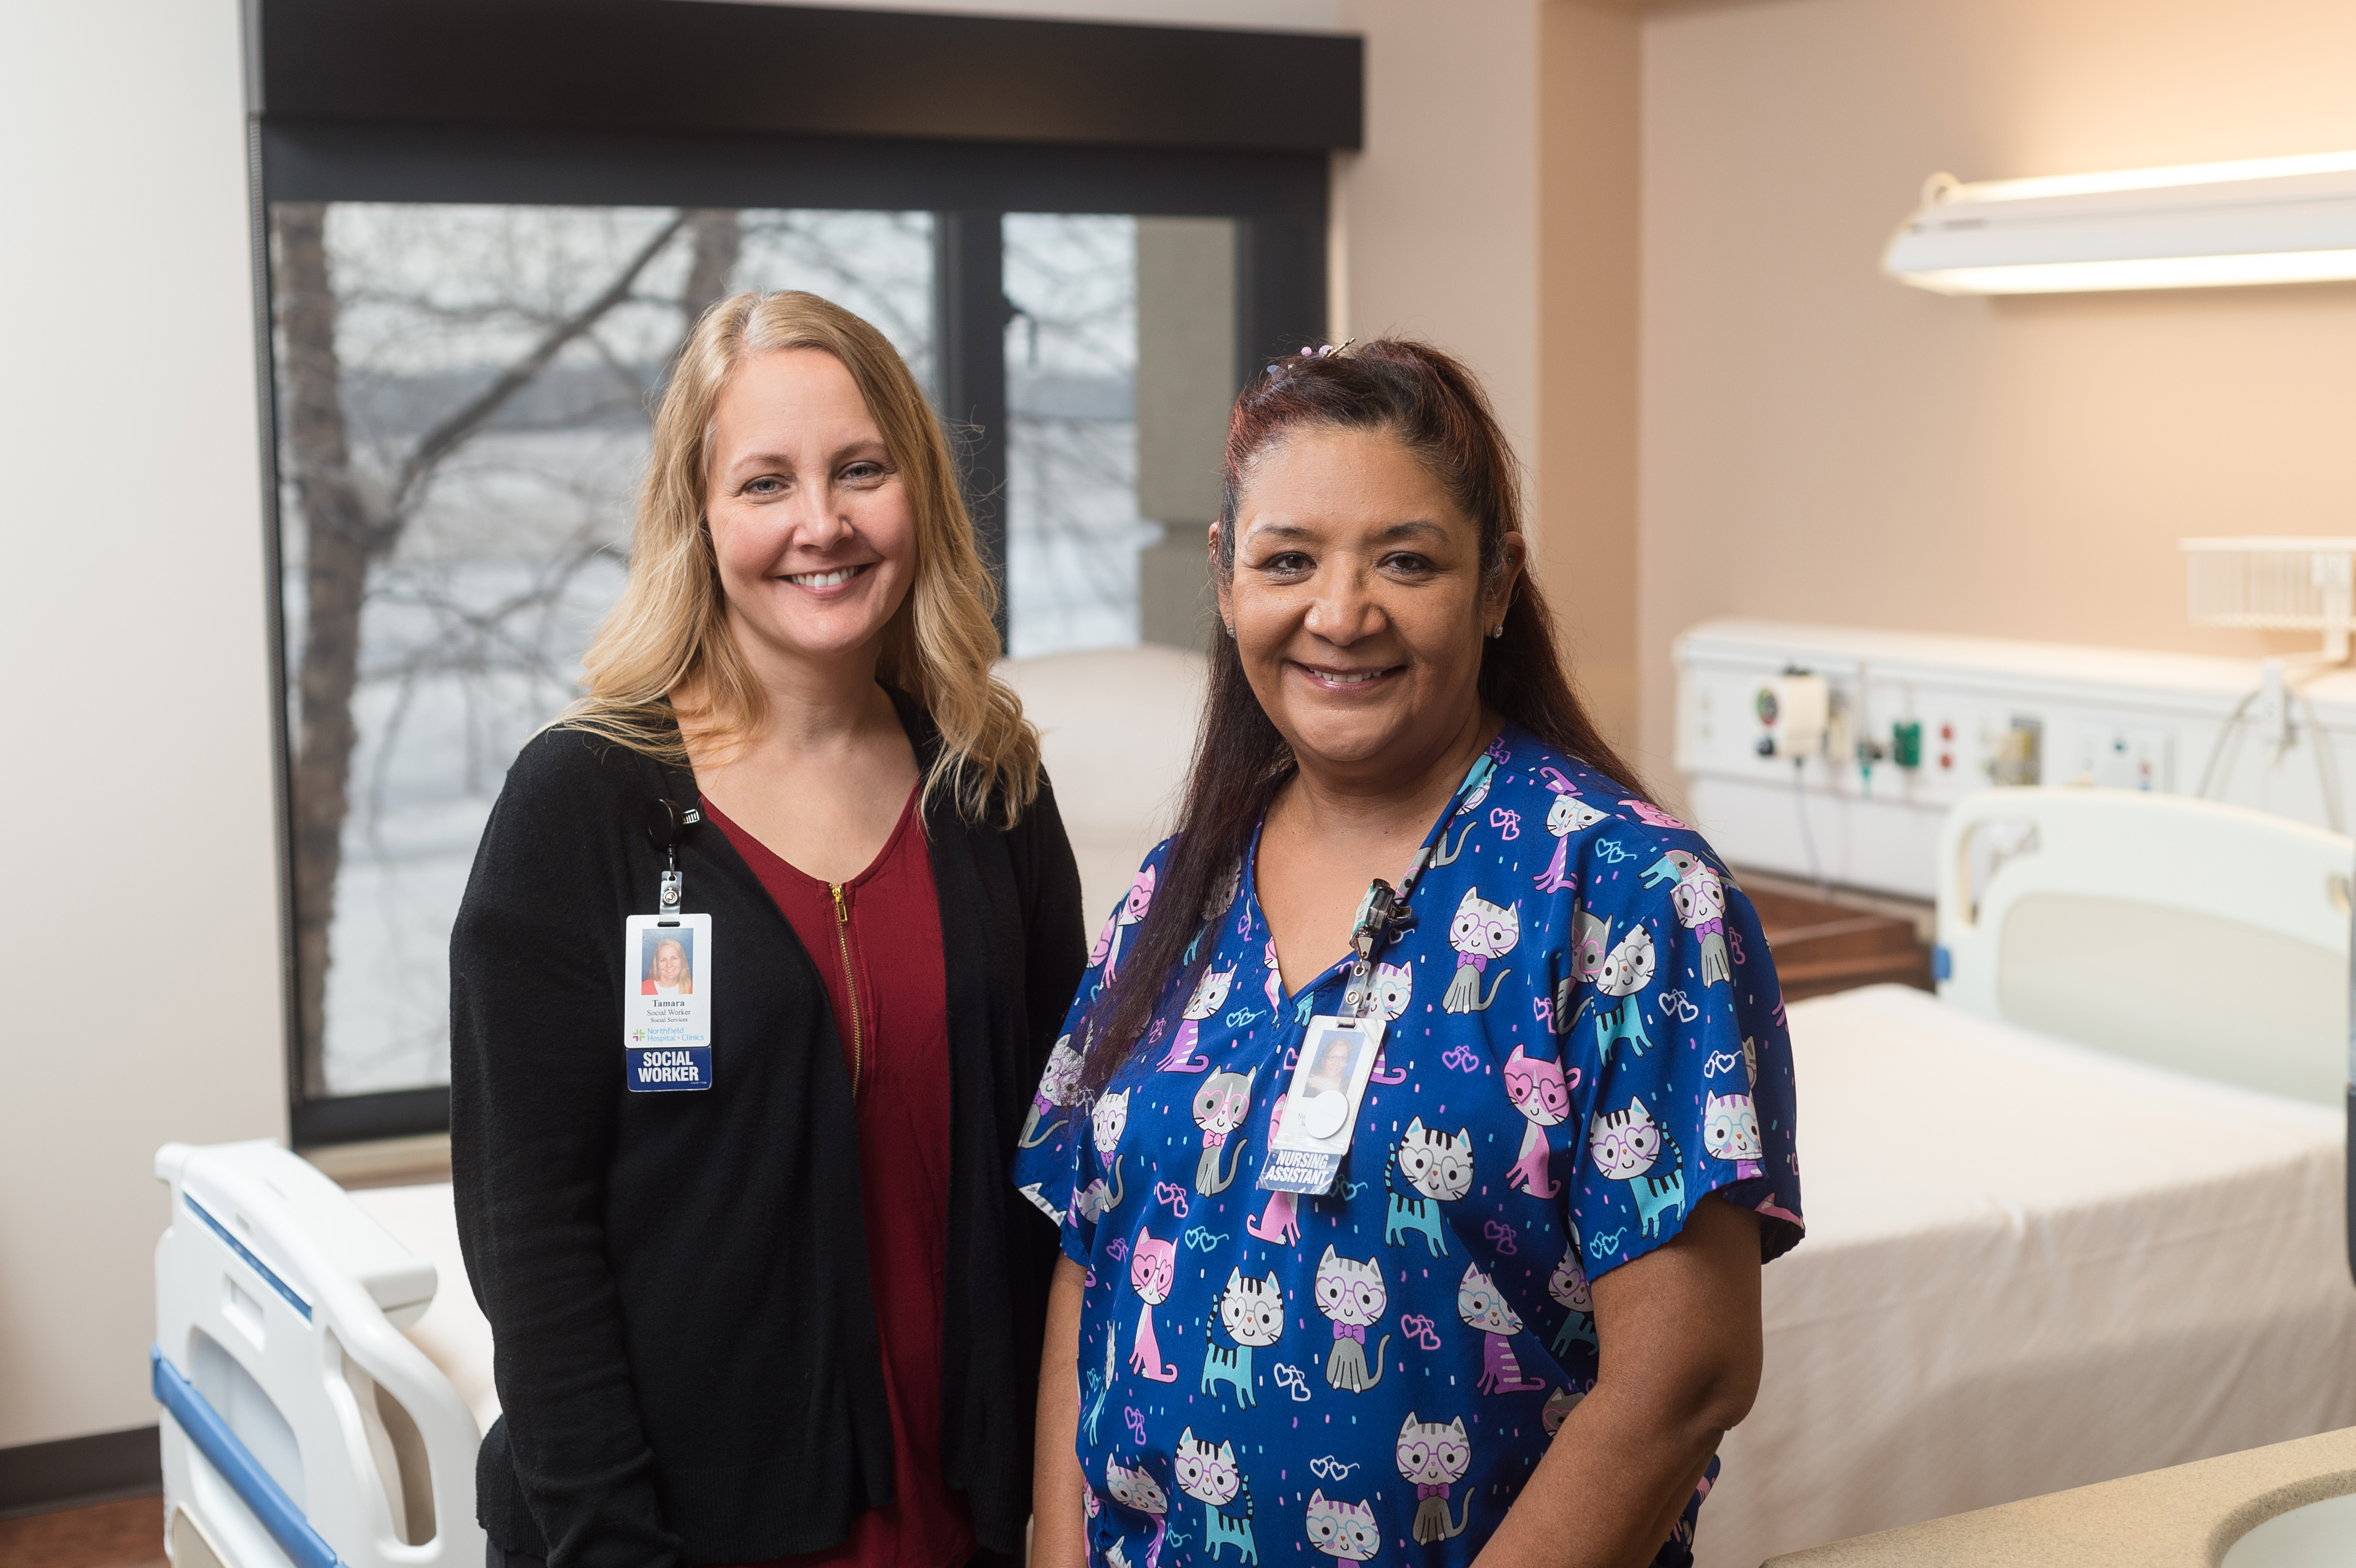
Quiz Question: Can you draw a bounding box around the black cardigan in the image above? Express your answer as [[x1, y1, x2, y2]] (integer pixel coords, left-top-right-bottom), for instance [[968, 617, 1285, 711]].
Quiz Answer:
[[449, 697, 1085, 1568]]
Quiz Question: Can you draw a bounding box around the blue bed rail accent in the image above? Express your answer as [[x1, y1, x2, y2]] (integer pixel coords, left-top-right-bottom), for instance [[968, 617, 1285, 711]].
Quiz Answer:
[[185, 1193, 313, 1321], [152, 1344, 346, 1568]]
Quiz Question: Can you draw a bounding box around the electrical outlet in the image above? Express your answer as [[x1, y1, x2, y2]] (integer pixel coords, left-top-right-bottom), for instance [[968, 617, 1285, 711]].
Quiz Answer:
[[2061, 721, 2172, 792], [1988, 716, 2042, 787]]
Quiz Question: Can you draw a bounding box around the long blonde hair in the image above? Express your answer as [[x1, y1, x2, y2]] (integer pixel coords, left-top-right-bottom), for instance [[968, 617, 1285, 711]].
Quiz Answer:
[[565, 290, 1041, 825]]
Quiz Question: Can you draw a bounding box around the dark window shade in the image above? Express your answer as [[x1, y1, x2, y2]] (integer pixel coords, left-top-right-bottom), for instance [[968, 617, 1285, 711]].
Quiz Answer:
[[252, 0, 1363, 153]]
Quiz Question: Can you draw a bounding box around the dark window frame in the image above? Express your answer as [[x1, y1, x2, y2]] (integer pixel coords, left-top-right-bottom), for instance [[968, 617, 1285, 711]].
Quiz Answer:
[[253, 0, 1360, 1147]]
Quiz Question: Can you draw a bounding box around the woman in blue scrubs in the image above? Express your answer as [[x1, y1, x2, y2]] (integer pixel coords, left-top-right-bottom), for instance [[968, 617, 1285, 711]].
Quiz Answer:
[[1018, 340, 1803, 1568]]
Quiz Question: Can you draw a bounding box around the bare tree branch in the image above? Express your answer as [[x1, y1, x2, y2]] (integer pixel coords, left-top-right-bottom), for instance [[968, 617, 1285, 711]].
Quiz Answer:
[[277, 205, 692, 1092], [387, 214, 687, 523]]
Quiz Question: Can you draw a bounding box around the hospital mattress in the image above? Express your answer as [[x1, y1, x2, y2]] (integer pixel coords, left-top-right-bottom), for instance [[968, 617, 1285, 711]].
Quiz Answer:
[[339, 984, 2355, 1568], [348, 1184, 499, 1434], [1700, 983, 2356, 1568]]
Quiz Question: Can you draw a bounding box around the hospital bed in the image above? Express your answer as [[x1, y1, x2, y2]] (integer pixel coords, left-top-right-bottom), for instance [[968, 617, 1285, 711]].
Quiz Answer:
[[1700, 787, 2356, 1568], [152, 1139, 490, 1568], [149, 647, 2355, 1568]]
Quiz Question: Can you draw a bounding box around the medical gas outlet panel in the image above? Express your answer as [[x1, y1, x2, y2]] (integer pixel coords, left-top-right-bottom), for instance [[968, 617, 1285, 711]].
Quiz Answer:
[[1674, 620, 2356, 901]]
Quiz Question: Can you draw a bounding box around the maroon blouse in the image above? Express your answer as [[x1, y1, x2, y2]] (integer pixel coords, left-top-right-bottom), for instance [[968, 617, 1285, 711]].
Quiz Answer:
[[706, 787, 975, 1568]]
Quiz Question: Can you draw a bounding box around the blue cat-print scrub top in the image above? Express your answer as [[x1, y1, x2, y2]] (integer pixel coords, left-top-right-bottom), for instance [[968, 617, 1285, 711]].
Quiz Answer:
[[1014, 727, 1803, 1568]]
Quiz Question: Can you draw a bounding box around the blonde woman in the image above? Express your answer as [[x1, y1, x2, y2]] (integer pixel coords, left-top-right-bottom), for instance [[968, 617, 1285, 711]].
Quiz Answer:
[[451, 292, 1084, 1568], [639, 936, 691, 995]]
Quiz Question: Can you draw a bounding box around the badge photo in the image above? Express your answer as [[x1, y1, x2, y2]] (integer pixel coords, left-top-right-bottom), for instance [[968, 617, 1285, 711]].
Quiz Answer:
[[624, 913, 714, 1091], [1257, 1014, 1385, 1195]]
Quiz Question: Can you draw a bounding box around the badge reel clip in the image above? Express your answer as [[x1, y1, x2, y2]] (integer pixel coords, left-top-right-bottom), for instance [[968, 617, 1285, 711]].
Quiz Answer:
[[646, 796, 701, 916], [1256, 878, 1412, 1196], [626, 797, 715, 1094]]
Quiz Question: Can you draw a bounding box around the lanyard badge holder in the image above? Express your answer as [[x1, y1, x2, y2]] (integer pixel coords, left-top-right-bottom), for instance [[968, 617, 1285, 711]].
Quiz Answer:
[[1257, 879, 1408, 1196], [625, 797, 715, 1092]]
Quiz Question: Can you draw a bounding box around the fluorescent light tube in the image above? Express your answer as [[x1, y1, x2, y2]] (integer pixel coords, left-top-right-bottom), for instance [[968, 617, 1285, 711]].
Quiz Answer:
[[1884, 150, 2356, 295]]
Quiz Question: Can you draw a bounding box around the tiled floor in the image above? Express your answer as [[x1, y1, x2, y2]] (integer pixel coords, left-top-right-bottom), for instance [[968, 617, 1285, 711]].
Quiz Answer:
[[0, 1494, 166, 1568]]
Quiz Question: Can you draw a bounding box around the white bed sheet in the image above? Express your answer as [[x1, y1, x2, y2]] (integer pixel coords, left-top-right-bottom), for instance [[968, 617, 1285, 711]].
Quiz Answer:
[[340, 986, 2356, 1568], [1702, 984, 2356, 1568]]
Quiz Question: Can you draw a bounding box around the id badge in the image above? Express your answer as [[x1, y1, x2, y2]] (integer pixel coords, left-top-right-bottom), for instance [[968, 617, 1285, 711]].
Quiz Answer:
[[1256, 1014, 1385, 1195], [624, 913, 713, 1091]]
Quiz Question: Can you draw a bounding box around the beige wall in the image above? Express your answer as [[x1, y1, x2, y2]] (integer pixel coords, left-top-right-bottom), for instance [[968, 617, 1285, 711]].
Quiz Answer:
[[0, 0, 287, 1447], [1539, 0, 1644, 751], [1336, 0, 1645, 752], [1640, 0, 2356, 799], [1335, 0, 1543, 475]]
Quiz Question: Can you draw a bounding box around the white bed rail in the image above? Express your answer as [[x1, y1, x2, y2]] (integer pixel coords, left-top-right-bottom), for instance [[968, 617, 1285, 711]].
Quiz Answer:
[[153, 1140, 484, 1568], [1934, 787, 2353, 1105]]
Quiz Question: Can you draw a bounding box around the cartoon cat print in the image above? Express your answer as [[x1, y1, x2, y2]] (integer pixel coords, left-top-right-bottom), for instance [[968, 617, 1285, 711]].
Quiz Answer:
[[1094, 865, 1155, 984], [1442, 887, 1519, 1013], [1385, 1117, 1473, 1256], [1549, 904, 1612, 1039], [1548, 1238, 1599, 1356], [1460, 1263, 1548, 1394], [1008, 732, 1801, 1568], [1410, 759, 1488, 879], [1396, 1412, 1474, 1545], [1244, 1093, 1301, 1246], [1533, 785, 1609, 893], [1084, 1319, 1116, 1445], [1176, 1429, 1258, 1565], [1201, 1268, 1284, 1409], [1364, 961, 1413, 1082], [1019, 1034, 1083, 1148], [1592, 922, 1658, 1062], [1642, 849, 1732, 987], [1105, 1455, 1170, 1568], [1304, 1491, 1381, 1562], [1193, 1067, 1255, 1195], [1460, 758, 1495, 815], [1159, 967, 1233, 1073], [1313, 1245, 1391, 1392], [1703, 1089, 1764, 1179], [1589, 1096, 1689, 1239], [1502, 1044, 1573, 1199], [1620, 798, 1690, 831], [1077, 1088, 1129, 1222], [1127, 1226, 1179, 1383]]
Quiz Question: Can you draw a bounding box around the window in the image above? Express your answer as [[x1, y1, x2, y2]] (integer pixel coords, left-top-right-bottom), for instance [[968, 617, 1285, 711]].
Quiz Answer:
[[271, 204, 933, 1106], [252, 0, 1358, 1143]]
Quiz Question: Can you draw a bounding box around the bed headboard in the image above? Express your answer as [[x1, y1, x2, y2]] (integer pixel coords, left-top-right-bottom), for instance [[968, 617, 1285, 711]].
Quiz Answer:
[[1934, 786, 2352, 1108]]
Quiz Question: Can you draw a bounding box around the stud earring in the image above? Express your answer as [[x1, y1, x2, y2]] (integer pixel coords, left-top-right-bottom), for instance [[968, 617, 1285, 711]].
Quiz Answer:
[[1488, 623, 1505, 639]]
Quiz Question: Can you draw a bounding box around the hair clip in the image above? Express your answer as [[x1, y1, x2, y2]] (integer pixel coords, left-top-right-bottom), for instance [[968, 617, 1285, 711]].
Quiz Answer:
[[1264, 339, 1358, 378]]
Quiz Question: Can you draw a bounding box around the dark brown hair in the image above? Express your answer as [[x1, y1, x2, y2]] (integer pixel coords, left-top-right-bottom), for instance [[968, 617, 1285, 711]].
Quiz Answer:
[[1076, 338, 1647, 1092]]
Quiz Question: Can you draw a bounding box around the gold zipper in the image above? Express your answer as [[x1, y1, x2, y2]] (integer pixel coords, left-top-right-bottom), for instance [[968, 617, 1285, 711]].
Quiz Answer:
[[830, 882, 862, 1096]]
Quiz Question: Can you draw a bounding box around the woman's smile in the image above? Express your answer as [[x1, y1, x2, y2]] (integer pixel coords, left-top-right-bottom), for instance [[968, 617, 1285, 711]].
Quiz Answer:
[[780, 562, 875, 594], [1289, 659, 1403, 694]]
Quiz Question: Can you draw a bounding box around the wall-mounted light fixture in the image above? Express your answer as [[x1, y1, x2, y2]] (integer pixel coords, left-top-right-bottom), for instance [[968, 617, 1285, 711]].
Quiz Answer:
[[1884, 150, 2356, 295]]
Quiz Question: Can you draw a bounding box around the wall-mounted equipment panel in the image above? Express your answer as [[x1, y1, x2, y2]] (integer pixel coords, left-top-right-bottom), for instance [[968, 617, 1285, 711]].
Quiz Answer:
[[1677, 619, 2356, 900]]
